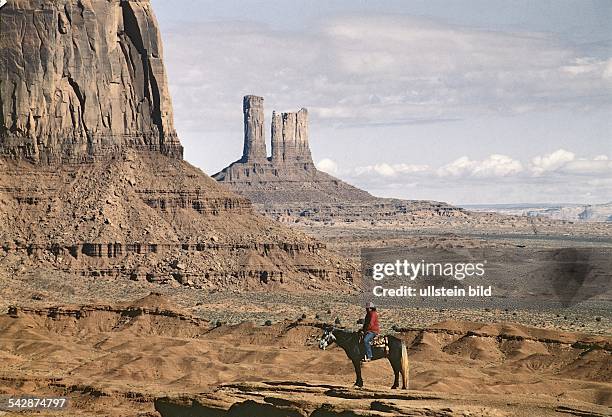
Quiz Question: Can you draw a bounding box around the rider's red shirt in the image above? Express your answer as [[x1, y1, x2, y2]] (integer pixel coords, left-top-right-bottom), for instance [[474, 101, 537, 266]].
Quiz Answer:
[[364, 310, 380, 333]]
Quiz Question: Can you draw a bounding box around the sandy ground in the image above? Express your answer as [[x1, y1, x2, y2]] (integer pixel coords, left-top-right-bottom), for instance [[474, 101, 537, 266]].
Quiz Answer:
[[0, 293, 609, 417]]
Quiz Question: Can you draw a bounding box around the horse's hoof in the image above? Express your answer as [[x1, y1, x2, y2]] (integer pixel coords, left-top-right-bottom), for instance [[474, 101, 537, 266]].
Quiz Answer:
[[391, 386, 398, 390]]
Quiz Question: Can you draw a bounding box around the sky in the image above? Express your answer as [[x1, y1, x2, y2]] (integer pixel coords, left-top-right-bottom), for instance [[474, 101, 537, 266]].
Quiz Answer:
[[151, 0, 612, 205]]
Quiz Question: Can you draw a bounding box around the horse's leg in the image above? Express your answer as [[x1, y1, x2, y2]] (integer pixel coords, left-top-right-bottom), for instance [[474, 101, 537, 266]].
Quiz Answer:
[[352, 360, 363, 388], [389, 357, 400, 389], [388, 341, 402, 389]]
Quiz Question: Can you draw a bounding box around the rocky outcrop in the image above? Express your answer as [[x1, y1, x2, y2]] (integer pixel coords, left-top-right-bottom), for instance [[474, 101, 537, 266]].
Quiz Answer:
[[240, 97, 311, 166], [213, 96, 465, 223], [0, 2, 356, 290], [213, 96, 367, 191], [0, 0, 183, 163], [0, 152, 356, 290], [154, 381, 612, 417]]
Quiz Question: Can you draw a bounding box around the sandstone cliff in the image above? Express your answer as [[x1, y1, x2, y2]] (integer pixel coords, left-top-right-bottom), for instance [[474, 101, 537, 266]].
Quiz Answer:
[[0, 0, 182, 163], [271, 108, 312, 164]]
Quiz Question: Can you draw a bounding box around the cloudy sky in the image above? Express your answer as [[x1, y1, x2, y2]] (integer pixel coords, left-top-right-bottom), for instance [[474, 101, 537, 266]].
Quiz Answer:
[[151, 0, 612, 205]]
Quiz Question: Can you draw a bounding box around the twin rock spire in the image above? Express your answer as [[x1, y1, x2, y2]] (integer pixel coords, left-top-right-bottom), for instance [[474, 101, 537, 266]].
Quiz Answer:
[[241, 95, 313, 165]]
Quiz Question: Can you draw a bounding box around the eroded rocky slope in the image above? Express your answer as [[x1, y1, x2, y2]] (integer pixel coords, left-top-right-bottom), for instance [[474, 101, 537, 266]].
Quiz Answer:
[[0, 0, 355, 290], [0, 151, 355, 289]]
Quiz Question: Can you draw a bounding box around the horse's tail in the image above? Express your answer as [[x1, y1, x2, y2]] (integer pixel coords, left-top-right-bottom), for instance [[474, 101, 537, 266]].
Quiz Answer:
[[400, 340, 409, 390]]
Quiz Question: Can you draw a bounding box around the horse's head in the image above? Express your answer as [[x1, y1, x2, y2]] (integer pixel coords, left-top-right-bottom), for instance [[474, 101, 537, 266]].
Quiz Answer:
[[318, 327, 336, 350]]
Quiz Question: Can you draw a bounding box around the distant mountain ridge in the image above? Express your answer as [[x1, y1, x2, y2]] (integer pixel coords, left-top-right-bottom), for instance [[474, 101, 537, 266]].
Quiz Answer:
[[464, 202, 612, 222]]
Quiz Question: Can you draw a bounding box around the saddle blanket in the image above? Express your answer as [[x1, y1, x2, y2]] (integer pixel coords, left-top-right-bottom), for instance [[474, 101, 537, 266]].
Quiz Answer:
[[361, 334, 389, 356], [371, 335, 388, 348]]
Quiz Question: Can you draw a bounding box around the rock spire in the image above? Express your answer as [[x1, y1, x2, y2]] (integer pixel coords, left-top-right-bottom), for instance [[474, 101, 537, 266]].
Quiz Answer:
[[241, 95, 267, 162], [271, 108, 312, 164]]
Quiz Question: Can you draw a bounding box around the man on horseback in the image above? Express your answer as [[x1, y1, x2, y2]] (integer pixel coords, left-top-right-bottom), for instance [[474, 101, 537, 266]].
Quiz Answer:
[[361, 301, 380, 362], [318, 311, 410, 389]]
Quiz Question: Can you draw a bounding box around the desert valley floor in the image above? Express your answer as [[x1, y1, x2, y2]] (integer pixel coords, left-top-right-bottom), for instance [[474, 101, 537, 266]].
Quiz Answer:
[[0, 227, 610, 417]]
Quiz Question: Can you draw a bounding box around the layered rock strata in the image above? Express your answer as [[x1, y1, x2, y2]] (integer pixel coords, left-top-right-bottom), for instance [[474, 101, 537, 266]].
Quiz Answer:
[[0, 139, 354, 291]]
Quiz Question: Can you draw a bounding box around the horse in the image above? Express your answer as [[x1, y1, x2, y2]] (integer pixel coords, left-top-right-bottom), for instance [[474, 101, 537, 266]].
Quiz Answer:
[[318, 327, 409, 389]]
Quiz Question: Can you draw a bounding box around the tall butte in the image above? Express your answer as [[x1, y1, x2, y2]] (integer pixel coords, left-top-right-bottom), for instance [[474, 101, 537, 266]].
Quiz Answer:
[[214, 96, 464, 222], [214, 96, 354, 200], [0, 1, 354, 291]]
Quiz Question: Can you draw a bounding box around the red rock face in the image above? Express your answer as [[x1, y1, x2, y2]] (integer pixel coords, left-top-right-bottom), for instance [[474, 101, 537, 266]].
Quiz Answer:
[[0, 0, 183, 163], [0, 151, 356, 290]]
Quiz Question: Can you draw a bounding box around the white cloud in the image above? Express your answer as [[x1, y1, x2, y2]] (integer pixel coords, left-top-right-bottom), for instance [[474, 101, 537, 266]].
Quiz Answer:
[[354, 163, 430, 177], [530, 149, 575, 175], [436, 154, 523, 178], [602, 58, 612, 79], [372, 163, 396, 177], [343, 149, 611, 203], [435, 156, 473, 177], [558, 158, 612, 175], [526, 149, 612, 176], [316, 158, 339, 175], [561, 57, 607, 76], [350, 150, 610, 182]]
